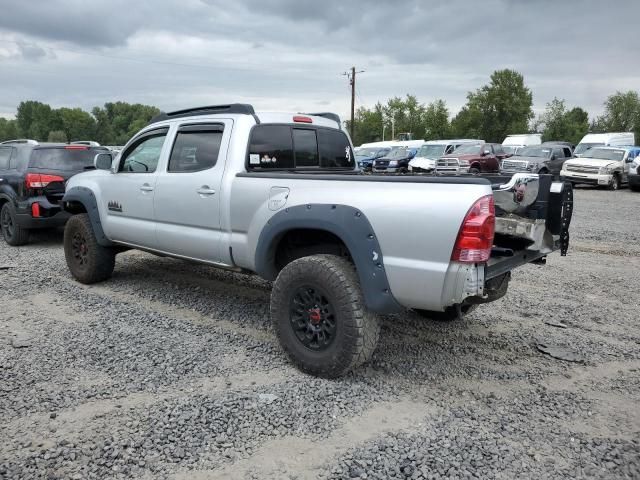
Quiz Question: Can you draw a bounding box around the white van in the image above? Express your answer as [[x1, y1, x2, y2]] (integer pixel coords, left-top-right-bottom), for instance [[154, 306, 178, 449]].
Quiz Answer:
[[408, 139, 483, 173], [574, 132, 635, 157], [502, 134, 541, 156]]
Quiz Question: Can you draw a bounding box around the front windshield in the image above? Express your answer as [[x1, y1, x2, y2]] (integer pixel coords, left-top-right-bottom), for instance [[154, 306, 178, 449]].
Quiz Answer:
[[574, 142, 602, 155], [582, 148, 625, 161], [451, 144, 482, 155], [386, 148, 408, 159], [417, 144, 446, 158], [517, 146, 551, 158], [503, 146, 518, 155]]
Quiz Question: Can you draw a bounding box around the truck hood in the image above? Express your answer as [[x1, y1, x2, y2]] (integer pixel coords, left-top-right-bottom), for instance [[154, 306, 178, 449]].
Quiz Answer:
[[409, 156, 436, 168], [563, 158, 618, 168]]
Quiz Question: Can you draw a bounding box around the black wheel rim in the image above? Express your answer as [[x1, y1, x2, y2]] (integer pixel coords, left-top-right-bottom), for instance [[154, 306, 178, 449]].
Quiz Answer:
[[1, 207, 14, 239], [71, 232, 89, 266], [289, 285, 337, 351]]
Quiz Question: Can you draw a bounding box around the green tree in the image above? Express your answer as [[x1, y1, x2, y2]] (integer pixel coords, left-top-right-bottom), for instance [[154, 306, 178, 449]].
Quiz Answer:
[[451, 69, 533, 142], [58, 107, 97, 142], [422, 99, 450, 140], [91, 102, 160, 145], [0, 118, 18, 141], [594, 91, 640, 141], [348, 103, 385, 146], [383, 95, 427, 141], [47, 130, 68, 142], [537, 98, 589, 145], [16, 100, 61, 141]]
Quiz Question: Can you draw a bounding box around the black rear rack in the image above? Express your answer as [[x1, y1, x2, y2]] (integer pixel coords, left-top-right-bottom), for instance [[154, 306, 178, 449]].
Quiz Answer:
[[148, 104, 257, 124]]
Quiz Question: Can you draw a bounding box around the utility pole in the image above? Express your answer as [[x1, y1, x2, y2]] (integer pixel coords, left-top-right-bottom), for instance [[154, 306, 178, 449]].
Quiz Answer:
[[343, 67, 364, 140]]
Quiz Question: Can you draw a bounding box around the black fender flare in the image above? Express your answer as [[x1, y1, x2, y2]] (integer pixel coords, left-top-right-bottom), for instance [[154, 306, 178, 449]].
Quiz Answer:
[[255, 204, 403, 314], [62, 187, 113, 246]]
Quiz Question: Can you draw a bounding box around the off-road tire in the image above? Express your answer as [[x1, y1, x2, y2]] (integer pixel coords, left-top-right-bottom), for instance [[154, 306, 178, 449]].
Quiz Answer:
[[64, 214, 115, 284], [414, 303, 477, 322], [1, 203, 29, 246], [271, 254, 380, 378]]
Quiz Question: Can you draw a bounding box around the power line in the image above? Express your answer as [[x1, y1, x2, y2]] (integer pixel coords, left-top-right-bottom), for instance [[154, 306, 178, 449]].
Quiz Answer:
[[342, 67, 364, 139]]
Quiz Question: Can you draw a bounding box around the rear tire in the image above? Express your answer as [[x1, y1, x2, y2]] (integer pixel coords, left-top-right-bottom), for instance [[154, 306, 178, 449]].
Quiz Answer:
[[64, 214, 115, 284], [271, 254, 380, 378], [414, 303, 477, 322], [1, 203, 29, 246]]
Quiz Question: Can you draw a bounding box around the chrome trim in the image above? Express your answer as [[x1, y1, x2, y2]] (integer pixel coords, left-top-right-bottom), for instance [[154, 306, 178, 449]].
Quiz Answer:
[[493, 173, 539, 213]]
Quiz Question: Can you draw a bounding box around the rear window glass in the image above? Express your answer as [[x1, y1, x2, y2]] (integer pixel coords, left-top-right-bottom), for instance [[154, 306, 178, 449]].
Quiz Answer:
[[318, 129, 353, 168], [29, 147, 103, 171], [248, 125, 294, 169], [293, 129, 318, 167]]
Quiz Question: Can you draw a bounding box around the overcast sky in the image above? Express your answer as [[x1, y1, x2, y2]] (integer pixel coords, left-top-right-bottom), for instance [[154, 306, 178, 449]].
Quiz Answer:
[[0, 0, 639, 122]]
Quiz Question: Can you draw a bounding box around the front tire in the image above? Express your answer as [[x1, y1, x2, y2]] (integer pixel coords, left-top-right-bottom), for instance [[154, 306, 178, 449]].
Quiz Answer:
[[271, 254, 380, 378], [469, 167, 480, 175], [1, 203, 29, 246], [609, 174, 621, 191], [64, 214, 115, 284]]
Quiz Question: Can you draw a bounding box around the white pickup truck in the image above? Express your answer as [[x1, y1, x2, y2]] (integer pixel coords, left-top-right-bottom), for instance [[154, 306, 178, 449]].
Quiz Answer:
[[61, 104, 573, 377]]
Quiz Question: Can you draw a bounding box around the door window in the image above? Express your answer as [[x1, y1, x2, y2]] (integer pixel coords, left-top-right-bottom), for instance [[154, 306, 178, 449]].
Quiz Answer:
[[168, 125, 223, 173], [493, 144, 504, 155], [562, 147, 572, 158], [118, 129, 168, 173], [318, 128, 353, 168]]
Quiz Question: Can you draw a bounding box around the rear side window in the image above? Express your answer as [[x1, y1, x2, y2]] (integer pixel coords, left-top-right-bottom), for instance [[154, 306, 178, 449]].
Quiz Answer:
[[318, 128, 353, 168], [169, 125, 223, 173], [0, 147, 11, 170], [29, 147, 101, 171], [248, 125, 294, 169]]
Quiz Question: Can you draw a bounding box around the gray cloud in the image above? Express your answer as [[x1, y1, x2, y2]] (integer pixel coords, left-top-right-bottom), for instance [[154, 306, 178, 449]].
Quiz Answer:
[[0, 0, 638, 120]]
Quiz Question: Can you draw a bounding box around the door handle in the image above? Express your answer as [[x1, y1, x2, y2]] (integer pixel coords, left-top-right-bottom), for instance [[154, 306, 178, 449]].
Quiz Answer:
[[196, 186, 216, 196], [140, 184, 154, 192]]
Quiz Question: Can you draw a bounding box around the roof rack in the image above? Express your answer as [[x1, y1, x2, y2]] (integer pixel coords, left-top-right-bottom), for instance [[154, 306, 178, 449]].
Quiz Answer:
[[148, 104, 257, 124], [305, 112, 342, 127], [1, 139, 38, 145]]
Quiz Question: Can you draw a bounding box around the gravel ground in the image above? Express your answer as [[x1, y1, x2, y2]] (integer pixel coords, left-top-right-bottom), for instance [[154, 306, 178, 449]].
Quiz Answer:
[[1, 186, 639, 479]]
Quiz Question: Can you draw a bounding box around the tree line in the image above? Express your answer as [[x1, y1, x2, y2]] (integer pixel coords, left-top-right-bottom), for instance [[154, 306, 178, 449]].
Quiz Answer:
[[1, 69, 639, 147], [0, 101, 160, 145], [347, 69, 640, 146]]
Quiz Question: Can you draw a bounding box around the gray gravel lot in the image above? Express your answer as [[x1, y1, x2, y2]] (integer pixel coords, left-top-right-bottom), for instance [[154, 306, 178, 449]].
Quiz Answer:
[[1, 187, 639, 479]]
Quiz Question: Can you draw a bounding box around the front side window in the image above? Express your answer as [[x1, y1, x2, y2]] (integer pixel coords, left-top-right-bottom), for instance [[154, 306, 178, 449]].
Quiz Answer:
[[119, 129, 168, 173], [168, 126, 223, 173]]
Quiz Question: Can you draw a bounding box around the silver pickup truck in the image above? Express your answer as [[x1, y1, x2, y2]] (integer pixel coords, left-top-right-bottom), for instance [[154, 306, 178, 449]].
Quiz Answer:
[[61, 104, 573, 377]]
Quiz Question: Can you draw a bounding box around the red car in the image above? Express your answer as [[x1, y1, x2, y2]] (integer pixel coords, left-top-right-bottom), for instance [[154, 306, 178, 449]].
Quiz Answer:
[[435, 143, 510, 174]]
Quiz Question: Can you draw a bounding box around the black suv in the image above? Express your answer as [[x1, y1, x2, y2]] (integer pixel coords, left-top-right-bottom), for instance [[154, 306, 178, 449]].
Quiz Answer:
[[0, 139, 108, 245]]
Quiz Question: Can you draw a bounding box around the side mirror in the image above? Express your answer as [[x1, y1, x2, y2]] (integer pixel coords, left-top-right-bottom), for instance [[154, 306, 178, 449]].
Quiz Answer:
[[94, 152, 113, 171], [482, 149, 491, 156], [626, 157, 634, 163], [550, 154, 556, 161]]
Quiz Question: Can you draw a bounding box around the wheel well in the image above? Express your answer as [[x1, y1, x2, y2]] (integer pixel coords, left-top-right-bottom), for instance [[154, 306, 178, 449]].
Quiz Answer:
[[273, 229, 351, 273], [470, 163, 481, 170], [64, 200, 88, 214], [0, 197, 7, 209]]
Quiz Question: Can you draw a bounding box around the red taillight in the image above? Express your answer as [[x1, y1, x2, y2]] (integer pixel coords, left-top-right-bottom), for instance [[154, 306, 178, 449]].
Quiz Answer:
[[31, 202, 41, 217], [293, 115, 313, 123], [64, 145, 88, 150], [451, 195, 495, 263], [25, 173, 65, 189]]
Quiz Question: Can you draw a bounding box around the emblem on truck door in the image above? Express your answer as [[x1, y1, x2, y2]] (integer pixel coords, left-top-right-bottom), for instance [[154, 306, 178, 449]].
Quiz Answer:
[[107, 201, 123, 213]]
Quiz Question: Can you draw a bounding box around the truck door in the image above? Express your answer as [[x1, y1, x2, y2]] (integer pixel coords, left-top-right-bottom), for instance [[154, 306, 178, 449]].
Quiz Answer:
[[98, 127, 169, 247], [153, 121, 231, 263]]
